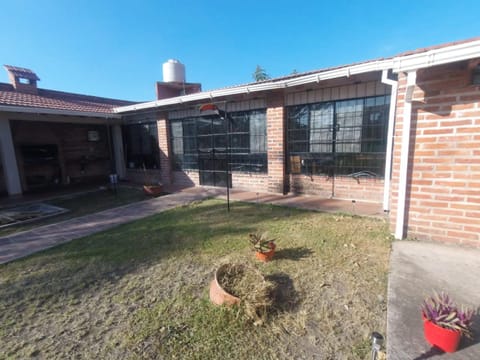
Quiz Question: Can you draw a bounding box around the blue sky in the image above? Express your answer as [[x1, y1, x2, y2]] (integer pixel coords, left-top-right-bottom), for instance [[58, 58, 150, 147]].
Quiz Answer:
[[1, 0, 479, 102]]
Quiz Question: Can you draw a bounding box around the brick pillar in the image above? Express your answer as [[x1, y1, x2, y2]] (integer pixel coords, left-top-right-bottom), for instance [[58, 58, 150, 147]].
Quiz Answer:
[[266, 93, 286, 193], [157, 112, 172, 185]]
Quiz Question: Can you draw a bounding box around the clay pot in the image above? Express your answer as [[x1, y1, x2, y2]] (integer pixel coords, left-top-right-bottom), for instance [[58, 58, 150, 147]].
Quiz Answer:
[[423, 316, 462, 353], [143, 185, 163, 196], [209, 264, 241, 306], [255, 243, 276, 262]]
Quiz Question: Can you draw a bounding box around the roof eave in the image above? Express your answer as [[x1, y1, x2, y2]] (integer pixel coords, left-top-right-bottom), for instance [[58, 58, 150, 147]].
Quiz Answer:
[[114, 39, 480, 114], [0, 105, 122, 119]]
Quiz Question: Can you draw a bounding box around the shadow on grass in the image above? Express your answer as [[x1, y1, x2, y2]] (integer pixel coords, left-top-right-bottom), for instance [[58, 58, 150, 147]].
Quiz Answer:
[[0, 200, 308, 313], [266, 272, 300, 313], [274, 247, 314, 261]]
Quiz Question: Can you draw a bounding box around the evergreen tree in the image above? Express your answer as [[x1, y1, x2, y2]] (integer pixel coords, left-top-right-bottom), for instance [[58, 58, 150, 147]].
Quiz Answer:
[[252, 65, 270, 81]]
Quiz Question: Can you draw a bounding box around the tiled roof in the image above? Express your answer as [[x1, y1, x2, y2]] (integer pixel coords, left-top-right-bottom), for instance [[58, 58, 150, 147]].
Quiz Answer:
[[0, 83, 135, 114]]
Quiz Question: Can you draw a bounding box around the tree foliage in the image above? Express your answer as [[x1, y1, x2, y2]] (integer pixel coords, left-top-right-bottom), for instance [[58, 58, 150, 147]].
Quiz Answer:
[[252, 65, 270, 82]]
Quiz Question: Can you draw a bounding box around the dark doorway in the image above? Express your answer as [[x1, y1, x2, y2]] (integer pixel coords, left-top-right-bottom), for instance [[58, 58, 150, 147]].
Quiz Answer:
[[197, 117, 231, 188]]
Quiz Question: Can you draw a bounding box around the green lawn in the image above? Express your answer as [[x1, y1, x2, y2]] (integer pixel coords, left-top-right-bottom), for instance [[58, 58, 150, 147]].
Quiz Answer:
[[0, 199, 391, 359], [0, 186, 150, 237]]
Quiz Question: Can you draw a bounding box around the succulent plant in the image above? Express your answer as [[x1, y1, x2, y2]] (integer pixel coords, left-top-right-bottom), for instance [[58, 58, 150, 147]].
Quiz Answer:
[[421, 291, 474, 338], [248, 232, 276, 254]]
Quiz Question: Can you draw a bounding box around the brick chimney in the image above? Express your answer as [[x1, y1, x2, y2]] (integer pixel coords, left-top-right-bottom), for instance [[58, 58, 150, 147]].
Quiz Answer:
[[4, 65, 40, 94]]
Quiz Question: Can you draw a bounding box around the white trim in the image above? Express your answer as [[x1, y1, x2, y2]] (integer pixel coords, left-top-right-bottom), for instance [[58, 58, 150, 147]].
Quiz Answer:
[[0, 105, 122, 119], [395, 71, 417, 240], [114, 39, 480, 114], [381, 70, 398, 212]]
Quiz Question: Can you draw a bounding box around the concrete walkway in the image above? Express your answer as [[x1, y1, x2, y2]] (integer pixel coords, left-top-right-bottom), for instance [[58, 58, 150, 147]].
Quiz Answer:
[[0, 187, 225, 264], [0, 186, 383, 265], [387, 241, 480, 359]]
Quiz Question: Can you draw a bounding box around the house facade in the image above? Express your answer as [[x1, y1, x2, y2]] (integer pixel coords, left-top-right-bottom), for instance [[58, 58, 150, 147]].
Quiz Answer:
[[1, 38, 479, 247]]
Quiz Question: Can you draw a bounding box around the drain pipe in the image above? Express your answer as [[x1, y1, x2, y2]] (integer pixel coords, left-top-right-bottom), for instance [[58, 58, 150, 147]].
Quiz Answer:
[[381, 70, 398, 212], [395, 70, 417, 239]]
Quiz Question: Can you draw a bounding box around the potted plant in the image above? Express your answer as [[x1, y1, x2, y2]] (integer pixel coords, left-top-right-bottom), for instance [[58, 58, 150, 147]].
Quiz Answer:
[[421, 291, 474, 353], [209, 263, 273, 325], [248, 232, 276, 262], [142, 164, 163, 196]]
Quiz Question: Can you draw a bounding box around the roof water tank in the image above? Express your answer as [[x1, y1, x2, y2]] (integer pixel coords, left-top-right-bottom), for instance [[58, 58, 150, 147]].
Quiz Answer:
[[162, 59, 185, 83]]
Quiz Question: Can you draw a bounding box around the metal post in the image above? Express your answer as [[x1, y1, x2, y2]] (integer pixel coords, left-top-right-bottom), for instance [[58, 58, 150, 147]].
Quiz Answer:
[[371, 332, 384, 360]]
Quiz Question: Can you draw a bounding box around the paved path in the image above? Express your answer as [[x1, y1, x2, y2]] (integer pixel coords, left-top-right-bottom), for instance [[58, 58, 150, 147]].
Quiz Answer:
[[0, 187, 223, 264], [387, 241, 480, 359], [0, 186, 383, 265]]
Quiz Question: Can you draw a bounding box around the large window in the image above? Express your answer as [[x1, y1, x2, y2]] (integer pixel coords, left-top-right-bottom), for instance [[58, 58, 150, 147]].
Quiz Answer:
[[123, 122, 160, 169], [170, 109, 267, 173], [287, 95, 390, 177]]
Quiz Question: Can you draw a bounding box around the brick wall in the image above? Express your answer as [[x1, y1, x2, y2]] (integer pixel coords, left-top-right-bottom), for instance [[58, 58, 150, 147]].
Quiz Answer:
[[173, 170, 199, 188], [171, 170, 268, 192], [391, 60, 480, 247], [290, 174, 384, 202], [266, 93, 286, 193], [157, 112, 172, 185], [231, 172, 269, 192]]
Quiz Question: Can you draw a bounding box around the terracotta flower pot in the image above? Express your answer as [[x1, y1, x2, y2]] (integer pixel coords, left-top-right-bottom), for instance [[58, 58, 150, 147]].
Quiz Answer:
[[255, 243, 276, 262], [143, 185, 163, 196], [423, 316, 462, 353], [209, 265, 241, 306]]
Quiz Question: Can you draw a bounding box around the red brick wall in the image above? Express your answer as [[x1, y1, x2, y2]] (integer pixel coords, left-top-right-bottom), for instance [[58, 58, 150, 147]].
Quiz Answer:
[[266, 93, 286, 193], [157, 112, 172, 185], [172, 170, 268, 192], [290, 174, 384, 202], [391, 61, 480, 247], [231, 172, 269, 192]]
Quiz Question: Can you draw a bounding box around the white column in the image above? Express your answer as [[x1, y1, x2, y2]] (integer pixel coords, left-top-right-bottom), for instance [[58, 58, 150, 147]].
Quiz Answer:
[[112, 124, 126, 179], [395, 71, 417, 239], [0, 117, 22, 195]]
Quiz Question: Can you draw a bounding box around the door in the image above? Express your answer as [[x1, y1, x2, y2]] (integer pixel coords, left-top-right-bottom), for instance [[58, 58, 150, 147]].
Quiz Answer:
[[197, 116, 231, 188]]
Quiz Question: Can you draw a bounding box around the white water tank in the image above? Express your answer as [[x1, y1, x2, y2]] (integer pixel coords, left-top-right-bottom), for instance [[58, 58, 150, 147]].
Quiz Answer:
[[162, 59, 185, 83]]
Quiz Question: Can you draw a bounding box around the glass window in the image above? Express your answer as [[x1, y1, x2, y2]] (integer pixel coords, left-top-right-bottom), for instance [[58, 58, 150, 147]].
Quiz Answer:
[[170, 109, 267, 173], [287, 96, 389, 177], [123, 122, 160, 169]]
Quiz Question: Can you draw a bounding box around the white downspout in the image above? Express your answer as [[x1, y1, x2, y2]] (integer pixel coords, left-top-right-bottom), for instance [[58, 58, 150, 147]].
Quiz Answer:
[[381, 70, 398, 212], [395, 71, 417, 239]]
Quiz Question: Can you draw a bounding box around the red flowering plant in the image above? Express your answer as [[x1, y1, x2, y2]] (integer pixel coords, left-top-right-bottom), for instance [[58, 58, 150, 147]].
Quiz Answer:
[[421, 291, 475, 338]]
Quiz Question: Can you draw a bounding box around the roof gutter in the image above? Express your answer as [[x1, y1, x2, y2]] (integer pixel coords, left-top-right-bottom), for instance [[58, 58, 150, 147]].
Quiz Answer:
[[114, 39, 480, 114], [381, 70, 398, 212], [0, 105, 122, 119], [395, 70, 417, 240]]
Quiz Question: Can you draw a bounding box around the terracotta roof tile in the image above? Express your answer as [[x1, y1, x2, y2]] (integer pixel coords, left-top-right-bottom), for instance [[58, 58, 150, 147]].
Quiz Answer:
[[0, 84, 136, 114]]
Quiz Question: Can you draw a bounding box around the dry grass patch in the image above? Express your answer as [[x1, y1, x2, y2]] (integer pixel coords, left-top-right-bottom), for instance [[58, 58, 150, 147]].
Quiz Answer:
[[0, 199, 392, 359]]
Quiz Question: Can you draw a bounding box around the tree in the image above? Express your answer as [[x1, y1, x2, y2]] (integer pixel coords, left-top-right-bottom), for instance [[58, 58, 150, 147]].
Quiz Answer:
[[252, 65, 270, 82]]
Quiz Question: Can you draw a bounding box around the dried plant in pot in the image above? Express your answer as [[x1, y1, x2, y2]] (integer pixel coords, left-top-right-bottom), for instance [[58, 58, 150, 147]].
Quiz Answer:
[[248, 232, 276, 262], [142, 164, 163, 196], [421, 291, 474, 353], [209, 263, 273, 325]]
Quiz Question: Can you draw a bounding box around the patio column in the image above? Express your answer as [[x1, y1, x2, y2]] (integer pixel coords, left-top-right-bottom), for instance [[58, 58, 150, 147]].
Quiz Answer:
[[111, 124, 126, 179], [266, 93, 286, 194], [0, 116, 22, 195], [157, 112, 172, 185]]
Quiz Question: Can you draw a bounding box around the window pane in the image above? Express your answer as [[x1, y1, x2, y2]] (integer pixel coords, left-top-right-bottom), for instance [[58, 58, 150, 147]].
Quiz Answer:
[[286, 96, 389, 177], [123, 122, 160, 169]]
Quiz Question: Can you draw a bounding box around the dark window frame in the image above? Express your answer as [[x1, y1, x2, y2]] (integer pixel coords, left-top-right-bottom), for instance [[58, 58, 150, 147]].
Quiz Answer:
[[123, 121, 160, 170], [170, 109, 268, 173], [287, 95, 390, 178]]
